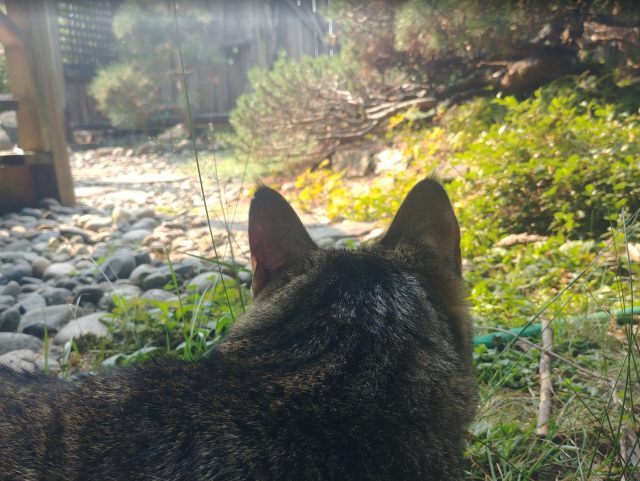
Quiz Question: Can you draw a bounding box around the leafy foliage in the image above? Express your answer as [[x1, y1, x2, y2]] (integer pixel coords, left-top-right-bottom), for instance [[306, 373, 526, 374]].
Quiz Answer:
[[228, 52, 429, 164], [451, 86, 640, 239], [89, 0, 221, 130]]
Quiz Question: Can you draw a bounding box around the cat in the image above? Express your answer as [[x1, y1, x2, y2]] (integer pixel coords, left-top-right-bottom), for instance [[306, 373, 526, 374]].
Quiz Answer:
[[0, 177, 476, 480]]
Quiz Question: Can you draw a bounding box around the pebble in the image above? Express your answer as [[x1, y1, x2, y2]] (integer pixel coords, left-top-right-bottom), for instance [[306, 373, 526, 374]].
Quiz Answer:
[[41, 288, 73, 306], [43, 262, 76, 281], [23, 323, 59, 339], [0, 308, 20, 332], [0, 295, 17, 307], [84, 217, 113, 232], [59, 225, 93, 244], [130, 218, 158, 230], [73, 285, 105, 304], [36, 356, 60, 373], [18, 304, 84, 332], [129, 264, 156, 287], [142, 272, 168, 290], [98, 284, 142, 311], [17, 293, 47, 313], [122, 229, 152, 243], [0, 333, 44, 356], [0, 349, 35, 372], [2, 281, 21, 297], [96, 250, 136, 282], [53, 311, 113, 346], [31, 256, 52, 278], [0, 263, 33, 285]]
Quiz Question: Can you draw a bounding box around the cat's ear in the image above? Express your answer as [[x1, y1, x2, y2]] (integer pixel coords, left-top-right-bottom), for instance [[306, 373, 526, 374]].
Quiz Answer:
[[249, 186, 318, 295], [379, 178, 462, 277]]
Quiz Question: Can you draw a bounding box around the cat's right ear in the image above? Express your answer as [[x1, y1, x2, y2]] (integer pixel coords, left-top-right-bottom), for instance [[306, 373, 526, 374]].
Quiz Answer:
[[378, 178, 462, 277], [248, 185, 318, 296]]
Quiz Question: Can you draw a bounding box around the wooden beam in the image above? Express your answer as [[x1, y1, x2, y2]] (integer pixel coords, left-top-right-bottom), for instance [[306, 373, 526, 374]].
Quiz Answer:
[[4, 0, 75, 207], [0, 11, 27, 47]]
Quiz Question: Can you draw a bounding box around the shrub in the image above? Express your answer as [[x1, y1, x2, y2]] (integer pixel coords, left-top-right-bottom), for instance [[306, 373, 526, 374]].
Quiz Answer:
[[89, 0, 221, 130], [450, 87, 640, 240]]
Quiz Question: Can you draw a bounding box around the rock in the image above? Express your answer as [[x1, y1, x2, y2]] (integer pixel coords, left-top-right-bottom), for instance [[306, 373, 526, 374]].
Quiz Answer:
[[42, 262, 76, 281], [18, 304, 83, 332], [39, 197, 61, 209], [316, 237, 337, 249], [91, 245, 108, 261], [281, 182, 296, 192], [32, 256, 52, 279], [41, 288, 73, 306], [188, 272, 224, 295], [122, 229, 152, 243], [59, 225, 93, 244], [131, 208, 156, 221], [142, 272, 168, 290], [73, 285, 104, 304], [0, 263, 33, 285], [129, 264, 156, 287], [112, 206, 133, 223], [134, 140, 162, 156], [21, 208, 44, 219], [134, 250, 152, 266], [84, 217, 113, 232], [98, 284, 142, 311], [20, 285, 40, 294], [36, 357, 60, 373], [112, 147, 125, 157], [363, 228, 385, 243], [23, 323, 59, 339], [50, 253, 70, 263], [331, 149, 373, 177], [130, 217, 158, 230], [53, 311, 113, 346], [0, 308, 20, 332], [17, 293, 46, 313], [19, 277, 42, 286], [96, 250, 136, 282], [0, 332, 43, 356], [140, 289, 178, 304], [0, 295, 16, 306], [237, 270, 252, 286], [2, 281, 21, 297], [0, 349, 35, 372], [159, 262, 194, 278]]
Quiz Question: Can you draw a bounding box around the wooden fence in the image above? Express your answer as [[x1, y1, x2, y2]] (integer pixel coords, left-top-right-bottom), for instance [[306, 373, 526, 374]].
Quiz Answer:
[[58, 0, 335, 132]]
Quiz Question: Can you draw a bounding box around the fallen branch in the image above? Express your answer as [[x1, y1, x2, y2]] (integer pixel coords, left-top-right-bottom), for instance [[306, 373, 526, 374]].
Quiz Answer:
[[536, 318, 554, 436]]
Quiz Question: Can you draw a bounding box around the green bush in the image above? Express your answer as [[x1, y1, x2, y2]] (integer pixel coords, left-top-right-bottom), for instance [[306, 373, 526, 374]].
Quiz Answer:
[[89, 0, 221, 130], [450, 87, 640, 240]]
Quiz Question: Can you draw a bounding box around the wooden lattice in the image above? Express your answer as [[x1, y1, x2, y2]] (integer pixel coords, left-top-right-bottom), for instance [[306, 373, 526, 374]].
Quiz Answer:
[[57, 1, 117, 69]]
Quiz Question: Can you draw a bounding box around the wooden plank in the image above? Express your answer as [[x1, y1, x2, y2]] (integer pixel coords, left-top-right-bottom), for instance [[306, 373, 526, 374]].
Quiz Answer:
[[0, 100, 19, 112], [4, 1, 44, 152], [0, 11, 27, 47], [0, 165, 37, 214]]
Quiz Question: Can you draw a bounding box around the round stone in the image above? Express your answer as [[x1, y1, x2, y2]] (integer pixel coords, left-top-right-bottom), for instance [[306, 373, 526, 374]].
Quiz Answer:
[[142, 272, 168, 291], [31, 256, 52, 279], [43, 262, 76, 281], [0, 332, 44, 356]]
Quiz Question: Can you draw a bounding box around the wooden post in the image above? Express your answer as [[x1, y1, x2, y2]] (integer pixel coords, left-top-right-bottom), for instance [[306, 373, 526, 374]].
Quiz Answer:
[[0, 0, 75, 208]]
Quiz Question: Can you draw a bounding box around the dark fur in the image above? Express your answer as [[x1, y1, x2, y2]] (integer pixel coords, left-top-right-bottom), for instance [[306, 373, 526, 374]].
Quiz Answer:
[[0, 178, 476, 480]]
